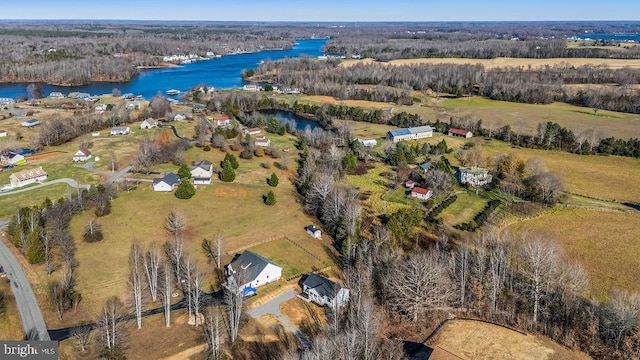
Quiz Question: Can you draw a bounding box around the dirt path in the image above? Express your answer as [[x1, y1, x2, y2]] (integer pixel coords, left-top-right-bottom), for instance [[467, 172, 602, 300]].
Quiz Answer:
[[159, 344, 207, 360]]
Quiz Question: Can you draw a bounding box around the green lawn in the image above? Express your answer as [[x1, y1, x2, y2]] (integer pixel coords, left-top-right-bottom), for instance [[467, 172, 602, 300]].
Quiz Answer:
[[0, 183, 73, 218], [250, 237, 328, 279], [439, 190, 492, 226]]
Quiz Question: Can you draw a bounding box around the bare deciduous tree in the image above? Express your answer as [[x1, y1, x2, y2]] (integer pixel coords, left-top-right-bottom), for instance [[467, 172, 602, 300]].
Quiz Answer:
[[204, 307, 223, 359], [224, 278, 244, 343], [70, 325, 93, 353], [129, 243, 144, 329], [98, 296, 125, 352], [161, 261, 173, 328], [519, 236, 559, 324], [143, 243, 161, 302]]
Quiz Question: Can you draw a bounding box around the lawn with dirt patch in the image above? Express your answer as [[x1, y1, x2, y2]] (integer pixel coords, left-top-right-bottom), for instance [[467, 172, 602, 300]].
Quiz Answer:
[[430, 319, 591, 360], [508, 208, 640, 299]]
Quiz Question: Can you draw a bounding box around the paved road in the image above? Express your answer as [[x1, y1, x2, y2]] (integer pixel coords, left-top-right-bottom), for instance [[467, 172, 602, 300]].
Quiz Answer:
[[0, 220, 50, 340], [0, 178, 89, 198], [248, 290, 310, 348]]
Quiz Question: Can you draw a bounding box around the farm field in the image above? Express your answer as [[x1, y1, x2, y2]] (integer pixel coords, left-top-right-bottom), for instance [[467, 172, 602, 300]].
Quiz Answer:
[[430, 319, 591, 360], [341, 56, 640, 70], [508, 208, 640, 299]]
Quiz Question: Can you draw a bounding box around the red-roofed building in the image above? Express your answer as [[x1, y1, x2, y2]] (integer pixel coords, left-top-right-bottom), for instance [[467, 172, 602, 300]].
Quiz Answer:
[[410, 187, 432, 200], [211, 114, 231, 128], [448, 128, 473, 138], [405, 180, 415, 189]]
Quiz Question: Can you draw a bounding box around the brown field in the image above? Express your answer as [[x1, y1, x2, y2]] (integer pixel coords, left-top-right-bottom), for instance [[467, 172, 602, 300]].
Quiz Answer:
[[342, 57, 640, 70], [508, 208, 640, 299], [430, 319, 591, 360], [280, 297, 326, 328], [304, 95, 395, 109], [0, 278, 24, 341]]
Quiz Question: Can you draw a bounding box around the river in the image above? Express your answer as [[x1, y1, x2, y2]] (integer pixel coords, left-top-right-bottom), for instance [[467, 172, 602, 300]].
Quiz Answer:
[[0, 38, 327, 100]]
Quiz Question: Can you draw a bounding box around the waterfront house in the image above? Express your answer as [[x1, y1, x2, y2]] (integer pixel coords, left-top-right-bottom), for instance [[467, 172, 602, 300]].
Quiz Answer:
[[48, 92, 65, 99], [10, 167, 47, 188]]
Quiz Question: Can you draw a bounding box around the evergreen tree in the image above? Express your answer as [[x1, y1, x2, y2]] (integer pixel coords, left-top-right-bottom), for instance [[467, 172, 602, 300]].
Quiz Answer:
[[178, 164, 191, 180], [269, 172, 279, 187], [341, 152, 358, 171], [26, 226, 45, 264], [175, 180, 196, 199], [219, 160, 236, 182], [224, 153, 239, 169], [265, 190, 276, 206]]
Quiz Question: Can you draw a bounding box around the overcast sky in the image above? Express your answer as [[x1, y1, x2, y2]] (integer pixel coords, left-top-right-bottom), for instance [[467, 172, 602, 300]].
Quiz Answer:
[[3, 0, 640, 21]]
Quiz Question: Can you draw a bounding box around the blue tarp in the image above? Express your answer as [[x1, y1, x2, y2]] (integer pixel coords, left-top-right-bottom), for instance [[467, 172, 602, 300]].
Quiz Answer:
[[243, 287, 257, 297]]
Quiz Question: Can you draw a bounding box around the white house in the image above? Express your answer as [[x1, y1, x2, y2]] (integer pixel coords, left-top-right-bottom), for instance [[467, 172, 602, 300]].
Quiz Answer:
[[448, 128, 473, 138], [410, 187, 433, 200], [190, 160, 214, 185], [9, 167, 47, 188], [95, 104, 108, 113], [226, 250, 282, 296], [72, 148, 92, 162], [141, 118, 160, 129], [21, 119, 40, 128], [211, 114, 232, 128], [0, 98, 15, 105], [48, 92, 65, 99], [244, 127, 262, 135], [405, 180, 415, 189], [242, 84, 260, 92], [457, 166, 493, 187], [306, 225, 322, 239], [254, 135, 271, 147], [126, 101, 141, 110], [1, 152, 25, 166], [110, 126, 130, 135], [0, 130, 7, 137], [152, 173, 181, 192], [302, 274, 350, 309], [386, 126, 433, 143], [357, 138, 377, 147]]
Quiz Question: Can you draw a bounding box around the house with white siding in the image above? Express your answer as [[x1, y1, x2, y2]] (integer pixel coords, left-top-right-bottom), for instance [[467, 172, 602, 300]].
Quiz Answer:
[[190, 160, 214, 185], [301, 274, 350, 309], [226, 250, 282, 296], [72, 148, 92, 162], [10, 167, 47, 187]]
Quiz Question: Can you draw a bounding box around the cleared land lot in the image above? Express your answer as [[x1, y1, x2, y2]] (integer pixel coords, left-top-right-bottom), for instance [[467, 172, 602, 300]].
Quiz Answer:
[[430, 319, 591, 360], [508, 208, 640, 299], [342, 57, 640, 70]]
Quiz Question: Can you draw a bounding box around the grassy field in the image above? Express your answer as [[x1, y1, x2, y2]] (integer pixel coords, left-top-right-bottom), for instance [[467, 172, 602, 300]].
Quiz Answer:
[[508, 208, 640, 299], [250, 237, 329, 279], [346, 162, 410, 216], [0, 278, 25, 341], [430, 319, 590, 360], [342, 56, 640, 70], [0, 183, 75, 218], [438, 191, 491, 226], [57, 136, 338, 322]]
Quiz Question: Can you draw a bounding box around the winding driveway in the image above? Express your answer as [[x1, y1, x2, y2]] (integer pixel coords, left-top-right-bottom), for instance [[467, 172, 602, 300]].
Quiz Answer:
[[0, 178, 89, 198], [0, 220, 50, 340], [248, 290, 310, 348]]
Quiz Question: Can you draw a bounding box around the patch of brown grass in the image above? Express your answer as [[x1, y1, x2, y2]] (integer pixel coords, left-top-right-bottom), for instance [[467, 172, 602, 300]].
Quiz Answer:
[[280, 297, 326, 329], [430, 319, 590, 360], [303, 95, 394, 109], [508, 208, 640, 299], [0, 278, 24, 340]]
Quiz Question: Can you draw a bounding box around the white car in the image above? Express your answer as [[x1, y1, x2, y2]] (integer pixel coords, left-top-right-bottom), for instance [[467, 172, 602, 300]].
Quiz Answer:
[[0, 184, 14, 192]]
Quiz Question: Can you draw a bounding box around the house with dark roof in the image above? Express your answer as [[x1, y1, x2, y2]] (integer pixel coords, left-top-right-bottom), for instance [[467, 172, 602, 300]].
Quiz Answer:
[[420, 162, 432, 173], [387, 126, 433, 143], [305, 225, 321, 239], [190, 160, 214, 184], [226, 250, 282, 296], [21, 119, 40, 128], [301, 274, 350, 309], [72, 148, 92, 162], [152, 173, 181, 192], [448, 128, 473, 138]]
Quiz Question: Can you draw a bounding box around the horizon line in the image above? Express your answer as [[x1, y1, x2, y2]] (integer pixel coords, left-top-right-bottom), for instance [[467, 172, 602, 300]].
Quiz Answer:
[[2, 19, 640, 23]]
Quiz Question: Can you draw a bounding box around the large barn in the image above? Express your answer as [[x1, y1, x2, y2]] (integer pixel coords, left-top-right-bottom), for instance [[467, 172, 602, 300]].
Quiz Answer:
[[387, 126, 433, 143]]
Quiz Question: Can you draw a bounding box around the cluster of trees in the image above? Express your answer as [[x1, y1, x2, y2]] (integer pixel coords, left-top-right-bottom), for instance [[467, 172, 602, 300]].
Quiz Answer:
[[175, 165, 196, 199], [6, 185, 116, 321], [131, 132, 191, 173], [33, 107, 131, 149]]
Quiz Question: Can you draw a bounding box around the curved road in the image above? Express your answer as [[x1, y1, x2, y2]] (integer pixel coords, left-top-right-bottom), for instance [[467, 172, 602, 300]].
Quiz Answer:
[[0, 220, 50, 340], [0, 178, 89, 198]]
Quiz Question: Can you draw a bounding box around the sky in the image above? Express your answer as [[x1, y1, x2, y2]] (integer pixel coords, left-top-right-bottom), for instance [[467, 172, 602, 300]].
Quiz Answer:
[[2, 0, 640, 22]]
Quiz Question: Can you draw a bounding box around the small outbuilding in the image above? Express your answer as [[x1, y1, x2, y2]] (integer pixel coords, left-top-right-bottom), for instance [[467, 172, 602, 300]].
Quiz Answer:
[[448, 128, 473, 138], [306, 225, 322, 239], [410, 187, 432, 200], [21, 119, 40, 128], [110, 126, 130, 135]]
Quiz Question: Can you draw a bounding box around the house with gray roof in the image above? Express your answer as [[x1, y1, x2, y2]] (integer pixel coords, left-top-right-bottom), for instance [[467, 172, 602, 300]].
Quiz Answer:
[[226, 250, 282, 295], [152, 173, 181, 192], [301, 274, 350, 309], [190, 159, 214, 184], [387, 126, 433, 143]]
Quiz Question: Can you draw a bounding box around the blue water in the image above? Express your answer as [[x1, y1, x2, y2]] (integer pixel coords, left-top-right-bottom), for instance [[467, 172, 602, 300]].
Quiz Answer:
[[0, 38, 327, 100], [574, 33, 640, 42], [266, 110, 318, 131]]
